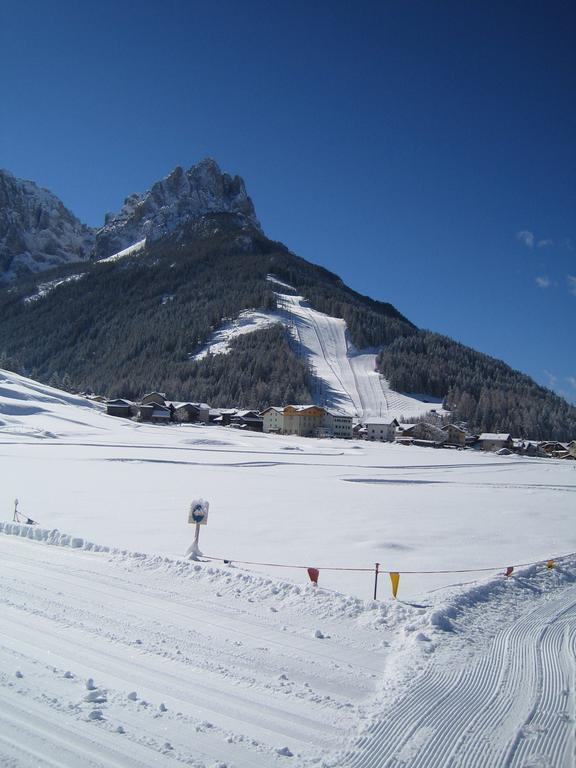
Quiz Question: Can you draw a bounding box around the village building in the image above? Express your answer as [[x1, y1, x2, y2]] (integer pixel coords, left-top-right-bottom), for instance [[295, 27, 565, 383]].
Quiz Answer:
[[105, 398, 134, 418], [172, 402, 210, 424], [478, 433, 513, 452], [141, 392, 167, 406], [539, 441, 569, 457], [139, 403, 172, 423], [441, 424, 467, 447], [364, 418, 399, 442], [261, 405, 353, 438], [513, 439, 541, 457], [260, 407, 285, 433], [231, 410, 264, 432], [209, 408, 238, 425], [282, 405, 326, 436], [396, 422, 447, 446], [323, 410, 354, 439]]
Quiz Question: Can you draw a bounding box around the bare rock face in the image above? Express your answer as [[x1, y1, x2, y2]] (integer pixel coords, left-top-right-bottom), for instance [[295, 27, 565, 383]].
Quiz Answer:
[[0, 170, 95, 281], [94, 158, 261, 260]]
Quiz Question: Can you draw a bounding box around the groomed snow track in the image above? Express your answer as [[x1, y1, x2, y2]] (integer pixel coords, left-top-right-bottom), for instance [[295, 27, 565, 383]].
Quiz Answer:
[[341, 586, 576, 768]]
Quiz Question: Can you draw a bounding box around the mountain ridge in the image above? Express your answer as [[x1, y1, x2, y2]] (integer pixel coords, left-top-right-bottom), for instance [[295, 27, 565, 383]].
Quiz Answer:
[[0, 161, 575, 439]]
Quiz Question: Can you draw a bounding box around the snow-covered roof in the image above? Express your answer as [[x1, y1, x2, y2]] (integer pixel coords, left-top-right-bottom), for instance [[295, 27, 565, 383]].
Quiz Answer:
[[170, 401, 210, 410], [364, 418, 398, 426], [479, 433, 511, 441]]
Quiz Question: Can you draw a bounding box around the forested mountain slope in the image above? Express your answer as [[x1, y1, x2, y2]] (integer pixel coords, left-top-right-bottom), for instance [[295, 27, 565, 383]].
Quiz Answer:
[[1, 160, 574, 438], [377, 333, 576, 440]]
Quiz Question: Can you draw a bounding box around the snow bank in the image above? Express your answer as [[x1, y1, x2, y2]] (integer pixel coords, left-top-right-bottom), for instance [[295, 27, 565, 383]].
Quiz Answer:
[[0, 521, 110, 552]]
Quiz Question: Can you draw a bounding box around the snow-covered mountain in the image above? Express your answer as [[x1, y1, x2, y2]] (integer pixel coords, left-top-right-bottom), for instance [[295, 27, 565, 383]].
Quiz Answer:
[[2, 159, 575, 438], [0, 170, 95, 282], [93, 158, 261, 260]]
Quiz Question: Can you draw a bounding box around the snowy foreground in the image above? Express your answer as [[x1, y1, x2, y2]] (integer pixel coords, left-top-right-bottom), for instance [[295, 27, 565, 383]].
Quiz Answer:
[[1, 369, 575, 766]]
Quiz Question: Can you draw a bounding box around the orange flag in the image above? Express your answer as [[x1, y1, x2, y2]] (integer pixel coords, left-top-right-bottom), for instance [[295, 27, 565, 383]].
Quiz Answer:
[[546, 559, 555, 570], [389, 572, 400, 598], [505, 566, 514, 577]]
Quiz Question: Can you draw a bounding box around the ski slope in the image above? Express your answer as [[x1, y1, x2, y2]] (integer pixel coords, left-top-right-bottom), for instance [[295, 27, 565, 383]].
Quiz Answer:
[[192, 277, 442, 420], [279, 288, 443, 420]]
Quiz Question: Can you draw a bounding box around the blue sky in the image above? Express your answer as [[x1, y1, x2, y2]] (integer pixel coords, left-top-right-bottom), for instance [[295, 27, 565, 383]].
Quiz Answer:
[[1, 0, 574, 402]]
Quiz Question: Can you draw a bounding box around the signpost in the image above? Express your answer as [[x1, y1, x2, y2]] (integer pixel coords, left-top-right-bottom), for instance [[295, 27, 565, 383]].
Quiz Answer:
[[186, 499, 209, 560]]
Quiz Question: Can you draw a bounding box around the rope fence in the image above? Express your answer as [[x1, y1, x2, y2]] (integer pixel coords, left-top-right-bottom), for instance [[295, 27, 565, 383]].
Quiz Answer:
[[202, 550, 576, 600]]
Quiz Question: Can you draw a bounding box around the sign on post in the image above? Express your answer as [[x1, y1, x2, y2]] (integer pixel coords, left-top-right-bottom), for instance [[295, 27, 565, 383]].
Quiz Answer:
[[188, 499, 209, 525], [186, 499, 209, 560]]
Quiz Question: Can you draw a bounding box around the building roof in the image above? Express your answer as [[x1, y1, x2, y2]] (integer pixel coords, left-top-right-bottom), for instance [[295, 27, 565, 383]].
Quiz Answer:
[[324, 409, 353, 419], [170, 401, 210, 410], [479, 433, 511, 441], [365, 418, 398, 426], [442, 423, 466, 433]]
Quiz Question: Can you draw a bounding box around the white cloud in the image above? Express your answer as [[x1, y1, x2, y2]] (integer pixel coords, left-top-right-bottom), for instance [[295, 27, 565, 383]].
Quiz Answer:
[[537, 239, 553, 248], [567, 376, 576, 390], [516, 230, 535, 248], [544, 370, 558, 388], [535, 276, 550, 288], [563, 237, 574, 251], [567, 275, 576, 296]]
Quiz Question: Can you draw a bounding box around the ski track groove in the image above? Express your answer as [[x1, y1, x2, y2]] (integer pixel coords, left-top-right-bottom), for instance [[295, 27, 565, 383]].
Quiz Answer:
[[341, 586, 576, 767]]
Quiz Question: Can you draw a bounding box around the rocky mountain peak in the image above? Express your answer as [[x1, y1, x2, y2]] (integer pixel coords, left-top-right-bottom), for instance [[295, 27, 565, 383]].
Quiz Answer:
[[94, 158, 261, 260], [0, 170, 95, 282]]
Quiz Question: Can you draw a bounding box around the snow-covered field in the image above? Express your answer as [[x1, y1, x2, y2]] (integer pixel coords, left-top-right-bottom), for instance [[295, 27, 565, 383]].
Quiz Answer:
[[192, 277, 441, 420], [1, 369, 575, 766]]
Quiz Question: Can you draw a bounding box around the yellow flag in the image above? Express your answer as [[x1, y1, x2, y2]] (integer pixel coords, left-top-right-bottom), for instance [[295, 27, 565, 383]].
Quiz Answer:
[[546, 559, 555, 569], [389, 571, 400, 598]]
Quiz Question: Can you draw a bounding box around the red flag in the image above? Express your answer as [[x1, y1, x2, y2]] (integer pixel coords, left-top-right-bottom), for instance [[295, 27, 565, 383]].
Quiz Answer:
[[307, 567, 319, 586], [505, 566, 514, 577]]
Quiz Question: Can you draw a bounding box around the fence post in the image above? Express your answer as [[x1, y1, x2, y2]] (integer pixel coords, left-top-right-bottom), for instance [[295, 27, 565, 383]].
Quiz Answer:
[[373, 562, 380, 600]]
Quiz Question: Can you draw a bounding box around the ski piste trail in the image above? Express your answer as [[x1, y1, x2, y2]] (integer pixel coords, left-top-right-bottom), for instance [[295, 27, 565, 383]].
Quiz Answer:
[[338, 578, 576, 768], [194, 274, 441, 420], [0, 526, 574, 767]]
